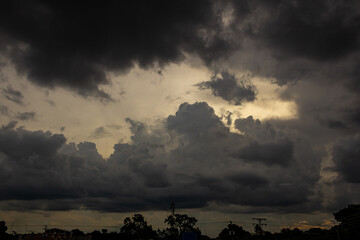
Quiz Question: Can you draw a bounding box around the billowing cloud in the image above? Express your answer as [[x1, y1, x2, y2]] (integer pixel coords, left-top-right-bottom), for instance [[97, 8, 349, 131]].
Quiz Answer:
[[234, 139, 293, 167], [0, 1, 359, 100], [0, 0, 359, 221], [196, 71, 256, 105], [0, 102, 325, 212], [222, 0, 360, 93], [0, 0, 242, 98]]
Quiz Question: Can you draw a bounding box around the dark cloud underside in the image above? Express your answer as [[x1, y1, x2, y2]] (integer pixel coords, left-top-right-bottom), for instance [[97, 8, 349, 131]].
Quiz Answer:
[[332, 135, 360, 183], [0, 0, 359, 216], [197, 71, 256, 105], [0, 0, 359, 101], [0, 0, 239, 98], [0, 103, 323, 212]]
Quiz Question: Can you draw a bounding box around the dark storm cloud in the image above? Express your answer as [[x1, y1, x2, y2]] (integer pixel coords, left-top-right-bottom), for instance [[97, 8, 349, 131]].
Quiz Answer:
[[15, 111, 36, 121], [327, 120, 347, 130], [2, 86, 24, 105], [221, 0, 360, 93], [0, 126, 70, 200], [0, 0, 359, 98], [167, 102, 228, 140], [0, 0, 241, 98], [196, 71, 256, 105], [227, 172, 269, 188], [234, 116, 278, 141], [2, 121, 17, 130], [255, 0, 360, 61], [234, 139, 294, 167], [332, 135, 360, 183], [0, 102, 321, 212], [1, 0, 359, 214]]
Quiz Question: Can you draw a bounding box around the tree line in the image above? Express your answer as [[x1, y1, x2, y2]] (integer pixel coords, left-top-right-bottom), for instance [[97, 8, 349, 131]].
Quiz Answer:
[[0, 204, 359, 240]]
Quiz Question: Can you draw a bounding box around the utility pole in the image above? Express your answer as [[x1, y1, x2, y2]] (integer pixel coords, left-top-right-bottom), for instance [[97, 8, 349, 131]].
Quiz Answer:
[[170, 201, 175, 216], [252, 218, 267, 235]]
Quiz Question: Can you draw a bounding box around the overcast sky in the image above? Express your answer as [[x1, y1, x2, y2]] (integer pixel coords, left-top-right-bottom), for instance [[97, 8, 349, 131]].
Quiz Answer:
[[0, 0, 359, 236]]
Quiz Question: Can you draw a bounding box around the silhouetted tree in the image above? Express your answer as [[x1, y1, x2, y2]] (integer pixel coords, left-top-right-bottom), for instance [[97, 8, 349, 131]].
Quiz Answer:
[[334, 204, 360, 224], [120, 214, 157, 240], [0, 221, 13, 240], [254, 224, 263, 236], [91, 230, 102, 240], [158, 226, 179, 240], [71, 229, 85, 240], [218, 223, 251, 240], [334, 204, 360, 240], [160, 214, 201, 240], [0, 221, 7, 235]]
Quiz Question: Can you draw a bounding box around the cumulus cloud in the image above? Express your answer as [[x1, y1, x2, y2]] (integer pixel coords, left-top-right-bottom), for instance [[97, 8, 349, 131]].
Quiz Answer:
[[196, 71, 256, 105], [234, 139, 294, 167], [0, 0, 358, 216], [0, 102, 325, 212]]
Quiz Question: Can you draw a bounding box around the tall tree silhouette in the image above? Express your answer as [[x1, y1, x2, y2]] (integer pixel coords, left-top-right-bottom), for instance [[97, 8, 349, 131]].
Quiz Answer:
[[120, 214, 157, 240], [160, 214, 200, 240], [334, 204, 360, 240], [0, 221, 7, 235], [218, 223, 251, 240]]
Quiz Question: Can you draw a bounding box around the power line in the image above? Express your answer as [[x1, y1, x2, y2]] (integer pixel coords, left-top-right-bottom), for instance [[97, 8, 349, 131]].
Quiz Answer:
[[252, 218, 267, 235]]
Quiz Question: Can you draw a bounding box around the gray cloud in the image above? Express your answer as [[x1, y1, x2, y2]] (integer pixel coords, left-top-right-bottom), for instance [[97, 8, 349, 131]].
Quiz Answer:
[[0, 1, 359, 104], [0, 102, 325, 212], [234, 139, 294, 167], [196, 71, 256, 105], [0, 105, 10, 116], [219, 0, 360, 98], [255, 1, 360, 61], [0, 0, 241, 99], [46, 99, 56, 107], [332, 135, 360, 183], [2, 121, 17, 130], [15, 111, 36, 121], [2, 86, 24, 105], [89, 126, 111, 139], [227, 172, 269, 188], [0, 0, 358, 216]]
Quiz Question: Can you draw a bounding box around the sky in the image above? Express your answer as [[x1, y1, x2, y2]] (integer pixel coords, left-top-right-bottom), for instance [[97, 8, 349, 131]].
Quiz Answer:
[[0, 0, 360, 237]]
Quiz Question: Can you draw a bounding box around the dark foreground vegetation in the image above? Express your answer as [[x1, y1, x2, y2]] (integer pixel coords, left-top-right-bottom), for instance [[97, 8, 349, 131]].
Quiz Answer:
[[1, 204, 359, 240]]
